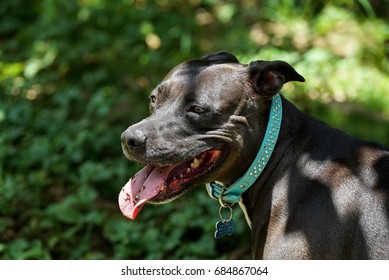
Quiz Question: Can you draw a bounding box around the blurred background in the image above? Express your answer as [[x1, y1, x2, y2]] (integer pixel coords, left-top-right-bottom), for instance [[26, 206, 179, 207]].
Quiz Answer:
[[0, 0, 388, 259]]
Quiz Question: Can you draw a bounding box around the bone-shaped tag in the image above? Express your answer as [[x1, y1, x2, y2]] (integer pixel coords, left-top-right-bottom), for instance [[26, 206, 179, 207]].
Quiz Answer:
[[214, 219, 235, 239]]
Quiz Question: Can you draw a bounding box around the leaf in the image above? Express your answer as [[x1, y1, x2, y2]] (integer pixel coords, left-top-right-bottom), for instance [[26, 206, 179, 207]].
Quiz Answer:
[[46, 198, 83, 225]]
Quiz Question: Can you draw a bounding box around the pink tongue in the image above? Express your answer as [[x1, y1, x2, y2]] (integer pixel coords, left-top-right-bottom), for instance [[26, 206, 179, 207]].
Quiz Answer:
[[118, 165, 175, 219]]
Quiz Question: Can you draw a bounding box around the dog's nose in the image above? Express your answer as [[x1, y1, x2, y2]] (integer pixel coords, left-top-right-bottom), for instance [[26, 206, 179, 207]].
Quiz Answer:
[[121, 129, 147, 150]]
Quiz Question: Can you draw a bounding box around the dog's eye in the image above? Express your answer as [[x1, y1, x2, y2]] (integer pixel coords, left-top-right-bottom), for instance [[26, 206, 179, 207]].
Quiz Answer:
[[189, 106, 206, 114]]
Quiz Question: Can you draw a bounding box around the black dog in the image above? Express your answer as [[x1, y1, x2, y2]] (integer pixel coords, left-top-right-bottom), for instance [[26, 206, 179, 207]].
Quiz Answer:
[[119, 51, 389, 259]]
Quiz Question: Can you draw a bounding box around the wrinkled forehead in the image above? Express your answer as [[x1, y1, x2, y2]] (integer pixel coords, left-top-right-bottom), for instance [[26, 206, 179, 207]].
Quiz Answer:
[[153, 61, 248, 109], [161, 61, 247, 88]]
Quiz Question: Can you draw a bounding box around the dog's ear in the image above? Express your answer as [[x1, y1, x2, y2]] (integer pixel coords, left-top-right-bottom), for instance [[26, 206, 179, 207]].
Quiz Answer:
[[201, 51, 239, 64], [249, 60, 305, 98]]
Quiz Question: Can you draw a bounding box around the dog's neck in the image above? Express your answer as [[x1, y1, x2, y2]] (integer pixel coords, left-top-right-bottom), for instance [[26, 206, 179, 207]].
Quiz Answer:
[[207, 94, 283, 205], [241, 97, 311, 223]]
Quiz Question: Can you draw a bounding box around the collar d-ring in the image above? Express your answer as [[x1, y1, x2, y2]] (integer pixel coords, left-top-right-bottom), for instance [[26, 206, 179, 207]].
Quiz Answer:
[[218, 204, 233, 222]]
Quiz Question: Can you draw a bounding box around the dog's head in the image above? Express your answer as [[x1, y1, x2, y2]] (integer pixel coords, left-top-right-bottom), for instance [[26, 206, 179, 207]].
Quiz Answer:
[[119, 51, 304, 219]]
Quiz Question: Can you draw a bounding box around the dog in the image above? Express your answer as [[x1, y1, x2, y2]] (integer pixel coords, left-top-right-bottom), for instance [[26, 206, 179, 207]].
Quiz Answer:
[[119, 51, 389, 259]]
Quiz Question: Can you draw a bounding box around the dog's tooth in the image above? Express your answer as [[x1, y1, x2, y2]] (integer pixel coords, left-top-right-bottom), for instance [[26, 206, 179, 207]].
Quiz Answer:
[[186, 168, 191, 173], [192, 157, 201, 169], [180, 174, 184, 178]]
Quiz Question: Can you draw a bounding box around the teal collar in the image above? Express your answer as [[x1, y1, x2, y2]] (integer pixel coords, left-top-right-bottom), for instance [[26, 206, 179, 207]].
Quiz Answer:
[[206, 93, 283, 205]]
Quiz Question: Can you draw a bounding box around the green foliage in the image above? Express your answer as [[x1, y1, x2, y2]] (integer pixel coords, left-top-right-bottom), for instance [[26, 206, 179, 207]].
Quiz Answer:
[[0, 0, 388, 259]]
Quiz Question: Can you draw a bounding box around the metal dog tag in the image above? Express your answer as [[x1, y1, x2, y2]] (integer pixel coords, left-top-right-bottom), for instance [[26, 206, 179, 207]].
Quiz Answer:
[[214, 219, 235, 239]]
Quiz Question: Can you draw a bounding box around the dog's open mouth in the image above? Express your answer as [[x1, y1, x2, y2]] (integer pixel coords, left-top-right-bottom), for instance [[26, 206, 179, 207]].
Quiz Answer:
[[118, 149, 223, 219]]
